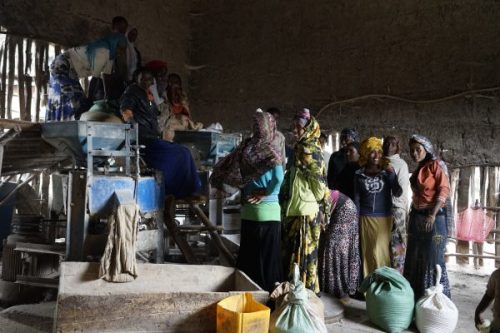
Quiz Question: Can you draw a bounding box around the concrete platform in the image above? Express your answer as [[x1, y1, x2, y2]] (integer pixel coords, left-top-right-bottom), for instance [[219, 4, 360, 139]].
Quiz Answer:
[[55, 262, 268, 333]]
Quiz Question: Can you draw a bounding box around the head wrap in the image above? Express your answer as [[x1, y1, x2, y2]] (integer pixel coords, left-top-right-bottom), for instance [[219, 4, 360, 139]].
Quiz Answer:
[[340, 128, 360, 143], [346, 141, 361, 154], [210, 111, 281, 189], [144, 60, 168, 74], [409, 134, 436, 160], [359, 137, 384, 166], [294, 108, 311, 128]]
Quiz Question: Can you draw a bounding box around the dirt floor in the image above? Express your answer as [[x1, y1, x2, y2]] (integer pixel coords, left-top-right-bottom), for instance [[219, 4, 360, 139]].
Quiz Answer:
[[0, 264, 492, 332]]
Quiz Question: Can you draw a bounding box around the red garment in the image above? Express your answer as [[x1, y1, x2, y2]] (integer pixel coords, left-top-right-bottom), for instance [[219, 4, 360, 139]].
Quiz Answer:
[[410, 159, 450, 210], [456, 208, 495, 242], [144, 60, 168, 73]]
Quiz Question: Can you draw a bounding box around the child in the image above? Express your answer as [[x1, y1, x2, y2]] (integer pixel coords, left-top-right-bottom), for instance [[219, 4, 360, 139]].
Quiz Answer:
[[475, 268, 500, 332]]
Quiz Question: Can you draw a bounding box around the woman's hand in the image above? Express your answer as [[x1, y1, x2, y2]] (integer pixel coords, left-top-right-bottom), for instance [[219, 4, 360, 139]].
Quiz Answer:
[[424, 214, 435, 232], [247, 188, 266, 204]]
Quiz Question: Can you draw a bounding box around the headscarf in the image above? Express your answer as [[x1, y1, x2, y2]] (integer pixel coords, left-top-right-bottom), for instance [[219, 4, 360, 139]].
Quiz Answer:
[[359, 137, 384, 167], [294, 108, 311, 128], [409, 134, 454, 237], [210, 111, 281, 189], [144, 60, 168, 74], [294, 115, 322, 165], [340, 128, 360, 143], [409, 134, 436, 160]]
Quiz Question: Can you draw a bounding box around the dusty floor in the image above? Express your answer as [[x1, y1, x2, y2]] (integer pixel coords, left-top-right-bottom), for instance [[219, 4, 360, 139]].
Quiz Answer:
[[0, 265, 492, 332]]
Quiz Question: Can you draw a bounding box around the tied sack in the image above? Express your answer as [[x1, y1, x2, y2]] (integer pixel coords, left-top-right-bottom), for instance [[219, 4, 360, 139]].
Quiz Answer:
[[415, 265, 458, 333], [270, 264, 327, 333], [359, 266, 414, 333]]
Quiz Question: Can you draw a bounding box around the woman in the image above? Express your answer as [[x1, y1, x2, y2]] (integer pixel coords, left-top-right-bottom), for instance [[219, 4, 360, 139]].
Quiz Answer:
[[403, 134, 451, 300], [354, 137, 402, 277], [281, 108, 329, 294], [47, 26, 128, 121], [336, 141, 361, 201], [210, 111, 283, 292], [318, 190, 360, 301], [121, 68, 201, 199]]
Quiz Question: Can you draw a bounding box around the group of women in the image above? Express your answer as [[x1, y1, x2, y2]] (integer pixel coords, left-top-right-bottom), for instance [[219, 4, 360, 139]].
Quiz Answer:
[[211, 108, 453, 305]]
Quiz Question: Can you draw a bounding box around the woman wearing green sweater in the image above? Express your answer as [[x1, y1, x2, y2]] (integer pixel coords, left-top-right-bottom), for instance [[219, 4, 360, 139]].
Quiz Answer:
[[210, 110, 284, 292]]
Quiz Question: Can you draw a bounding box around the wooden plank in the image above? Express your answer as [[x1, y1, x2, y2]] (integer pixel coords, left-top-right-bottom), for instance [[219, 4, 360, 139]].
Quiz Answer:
[[15, 275, 58, 289], [14, 242, 65, 256]]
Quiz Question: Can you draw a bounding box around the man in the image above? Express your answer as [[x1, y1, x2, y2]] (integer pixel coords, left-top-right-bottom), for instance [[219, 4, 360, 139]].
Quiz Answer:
[[383, 135, 410, 273], [121, 68, 201, 198], [265, 107, 287, 170], [327, 128, 359, 190]]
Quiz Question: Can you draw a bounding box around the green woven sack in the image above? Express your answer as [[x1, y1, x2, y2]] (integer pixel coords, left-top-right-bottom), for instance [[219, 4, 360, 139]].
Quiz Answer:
[[359, 266, 414, 333]]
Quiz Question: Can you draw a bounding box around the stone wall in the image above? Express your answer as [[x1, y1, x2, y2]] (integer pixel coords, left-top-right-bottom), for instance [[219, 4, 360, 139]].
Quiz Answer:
[[189, 0, 500, 167]]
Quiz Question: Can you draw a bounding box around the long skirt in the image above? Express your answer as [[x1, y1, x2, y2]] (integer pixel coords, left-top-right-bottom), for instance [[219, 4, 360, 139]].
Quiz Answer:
[[282, 214, 321, 294], [361, 215, 392, 278], [47, 53, 86, 121], [391, 206, 408, 273], [237, 219, 283, 293], [318, 199, 360, 298], [143, 139, 201, 199], [404, 209, 451, 301]]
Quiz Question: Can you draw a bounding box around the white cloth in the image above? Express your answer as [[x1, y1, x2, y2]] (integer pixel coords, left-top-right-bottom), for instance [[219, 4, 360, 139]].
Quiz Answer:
[[386, 154, 410, 211], [66, 46, 113, 78], [126, 40, 138, 81]]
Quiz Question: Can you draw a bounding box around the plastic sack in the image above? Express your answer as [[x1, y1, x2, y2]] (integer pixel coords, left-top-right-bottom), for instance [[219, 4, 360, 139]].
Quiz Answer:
[[415, 265, 458, 333], [359, 266, 414, 333], [456, 208, 495, 242], [270, 264, 327, 333], [216, 292, 270, 333]]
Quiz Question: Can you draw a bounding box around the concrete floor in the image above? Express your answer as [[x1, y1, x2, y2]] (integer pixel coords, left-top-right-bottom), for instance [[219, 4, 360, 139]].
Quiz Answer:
[[0, 266, 492, 332]]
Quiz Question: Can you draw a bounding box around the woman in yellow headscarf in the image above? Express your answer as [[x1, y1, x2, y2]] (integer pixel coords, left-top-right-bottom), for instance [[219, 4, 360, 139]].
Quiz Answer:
[[354, 137, 402, 277]]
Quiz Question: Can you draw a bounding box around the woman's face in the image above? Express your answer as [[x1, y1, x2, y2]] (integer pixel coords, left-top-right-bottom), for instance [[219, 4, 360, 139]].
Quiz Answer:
[[293, 123, 305, 140], [346, 145, 359, 162], [367, 149, 382, 166], [410, 142, 427, 163]]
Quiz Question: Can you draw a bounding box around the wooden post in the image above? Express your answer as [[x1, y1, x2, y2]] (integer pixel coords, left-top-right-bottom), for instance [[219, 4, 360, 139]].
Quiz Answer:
[[456, 167, 472, 265], [489, 167, 500, 267], [7, 36, 16, 119], [0, 37, 7, 118], [17, 37, 26, 120], [24, 38, 32, 121]]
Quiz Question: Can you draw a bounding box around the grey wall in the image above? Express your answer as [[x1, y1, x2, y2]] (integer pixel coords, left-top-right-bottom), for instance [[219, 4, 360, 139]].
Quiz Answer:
[[189, 0, 500, 167], [1, 0, 499, 166]]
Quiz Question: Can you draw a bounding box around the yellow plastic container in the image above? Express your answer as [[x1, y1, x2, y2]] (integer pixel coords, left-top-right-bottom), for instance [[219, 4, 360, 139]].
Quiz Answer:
[[217, 292, 270, 333]]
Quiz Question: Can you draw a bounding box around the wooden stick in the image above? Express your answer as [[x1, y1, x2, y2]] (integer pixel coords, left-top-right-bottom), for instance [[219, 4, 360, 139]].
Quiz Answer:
[[445, 253, 500, 260], [34, 41, 41, 122], [7, 36, 15, 119], [17, 37, 26, 120], [25, 38, 32, 121], [191, 203, 236, 266], [0, 37, 6, 118]]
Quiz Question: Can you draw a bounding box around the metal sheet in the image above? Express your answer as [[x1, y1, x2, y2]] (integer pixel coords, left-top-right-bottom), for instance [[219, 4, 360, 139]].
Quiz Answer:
[[88, 176, 162, 215]]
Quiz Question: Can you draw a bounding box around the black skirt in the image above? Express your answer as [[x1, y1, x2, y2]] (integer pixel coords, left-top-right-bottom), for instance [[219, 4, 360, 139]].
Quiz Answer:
[[236, 219, 283, 293]]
